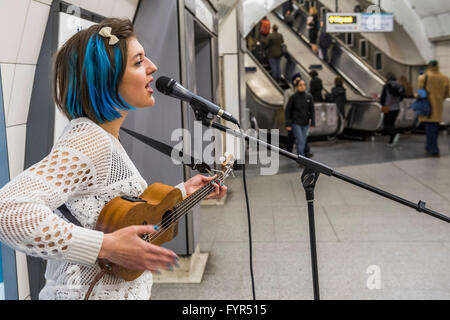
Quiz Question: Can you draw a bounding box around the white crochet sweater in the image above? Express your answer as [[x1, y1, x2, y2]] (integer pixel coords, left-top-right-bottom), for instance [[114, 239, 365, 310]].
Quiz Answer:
[[0, 117, 186, 300]]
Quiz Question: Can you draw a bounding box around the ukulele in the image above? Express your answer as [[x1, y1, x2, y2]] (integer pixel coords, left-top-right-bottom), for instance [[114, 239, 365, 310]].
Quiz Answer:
[[95, 154, 234, 281]]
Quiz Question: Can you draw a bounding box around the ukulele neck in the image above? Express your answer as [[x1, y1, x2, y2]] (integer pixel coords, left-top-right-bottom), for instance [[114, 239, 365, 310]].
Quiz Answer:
[[176, 173, 224, 212]]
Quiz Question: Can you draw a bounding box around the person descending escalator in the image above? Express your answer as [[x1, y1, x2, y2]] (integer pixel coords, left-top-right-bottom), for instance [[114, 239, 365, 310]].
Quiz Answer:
[[284, 9, 295, 28], [259, 16, 271, 44], [318, 21, 333, 63], [309, 70, 324, 102], [380, 73, 405, 147], [266, 24, 284, 83], [252, 40, 268, 68], [307, 7, 320, 54], [328, 77, 347, 121], [282, 0, 294, 15]]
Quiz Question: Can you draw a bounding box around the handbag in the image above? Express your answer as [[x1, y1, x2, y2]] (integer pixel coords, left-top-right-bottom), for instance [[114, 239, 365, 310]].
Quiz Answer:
[[410, 75, 431, 117], [281, 43, 287, 57]]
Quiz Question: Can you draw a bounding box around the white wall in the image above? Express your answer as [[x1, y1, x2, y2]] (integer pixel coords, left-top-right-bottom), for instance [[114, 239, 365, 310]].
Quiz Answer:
[[0, 0, 139, 300], [368, 0, 433, 62], [435, 40, 450, 78], [219, 7, 243, 161]]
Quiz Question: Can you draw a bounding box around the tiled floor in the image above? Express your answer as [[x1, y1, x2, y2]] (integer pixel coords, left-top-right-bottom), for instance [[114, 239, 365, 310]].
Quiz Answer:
[[151, 133, 450, 300]]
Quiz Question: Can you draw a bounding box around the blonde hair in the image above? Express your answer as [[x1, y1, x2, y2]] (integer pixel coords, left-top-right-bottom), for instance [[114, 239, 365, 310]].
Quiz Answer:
[[310, 7, 318, 15]]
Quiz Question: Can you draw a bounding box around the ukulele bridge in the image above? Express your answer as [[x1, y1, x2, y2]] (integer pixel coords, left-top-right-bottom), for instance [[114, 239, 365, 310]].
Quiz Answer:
[[121, 195, 147, 203]]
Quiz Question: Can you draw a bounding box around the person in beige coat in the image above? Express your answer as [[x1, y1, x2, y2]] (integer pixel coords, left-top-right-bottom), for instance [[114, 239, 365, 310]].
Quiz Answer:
[[418, 60, 449, 156]]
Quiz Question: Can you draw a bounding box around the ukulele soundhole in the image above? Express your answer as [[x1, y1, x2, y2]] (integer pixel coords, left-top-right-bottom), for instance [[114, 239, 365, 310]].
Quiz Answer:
[[162, 210, 173, 227], [162, 210, 178, 237]]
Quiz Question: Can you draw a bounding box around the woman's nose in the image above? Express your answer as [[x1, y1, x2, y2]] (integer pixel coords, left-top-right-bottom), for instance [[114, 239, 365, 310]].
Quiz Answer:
[[146, 57, 157, 74]]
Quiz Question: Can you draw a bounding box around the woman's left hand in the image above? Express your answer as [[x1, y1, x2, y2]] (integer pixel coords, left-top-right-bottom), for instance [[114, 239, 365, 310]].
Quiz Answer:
[[184, 174, 227, 200]]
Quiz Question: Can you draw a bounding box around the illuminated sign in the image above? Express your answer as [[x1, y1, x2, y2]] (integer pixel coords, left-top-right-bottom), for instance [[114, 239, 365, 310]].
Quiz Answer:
[[326, 13, 393, 33], [328, 15, 357, 24]]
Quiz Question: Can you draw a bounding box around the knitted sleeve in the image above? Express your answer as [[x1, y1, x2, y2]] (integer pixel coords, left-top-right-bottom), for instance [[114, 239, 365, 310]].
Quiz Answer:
[[0, 120, 111, 266]]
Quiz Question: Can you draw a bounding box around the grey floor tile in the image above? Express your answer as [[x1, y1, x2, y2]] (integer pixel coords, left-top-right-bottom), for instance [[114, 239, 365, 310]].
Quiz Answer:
[[151, 135, 450, 300]]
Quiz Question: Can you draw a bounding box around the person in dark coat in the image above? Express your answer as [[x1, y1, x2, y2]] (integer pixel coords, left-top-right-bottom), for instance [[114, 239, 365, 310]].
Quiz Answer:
[[318, 21, 332, 63], [285, 80, 316, 156], [309, 70, 324, 102], [284, 9, 295, 28], [283, 74, 313, 157], [307, 7, 320, 53], [282, 0, 294, 15], [266, 24, 284, 82], [380, 73, 405, 147], [329, 77, 347, 119]]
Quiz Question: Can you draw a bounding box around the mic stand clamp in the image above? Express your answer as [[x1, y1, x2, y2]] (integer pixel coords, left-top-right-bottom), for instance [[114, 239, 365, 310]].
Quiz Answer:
[[191, 103, 215, 127]]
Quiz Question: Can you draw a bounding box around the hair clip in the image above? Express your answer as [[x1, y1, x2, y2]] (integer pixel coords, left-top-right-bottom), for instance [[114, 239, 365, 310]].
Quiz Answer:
[[98, 26, 119, 45]]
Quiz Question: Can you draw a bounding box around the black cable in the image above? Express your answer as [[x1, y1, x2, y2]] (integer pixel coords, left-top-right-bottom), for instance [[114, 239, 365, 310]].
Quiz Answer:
[[237, 124, 256, 300]]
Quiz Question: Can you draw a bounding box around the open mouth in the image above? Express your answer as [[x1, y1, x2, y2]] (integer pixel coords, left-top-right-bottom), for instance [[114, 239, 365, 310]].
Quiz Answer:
[[146, 80, 153, 94]]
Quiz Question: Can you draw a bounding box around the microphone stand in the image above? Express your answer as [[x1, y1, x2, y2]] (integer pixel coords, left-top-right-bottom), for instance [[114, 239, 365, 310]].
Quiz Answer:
[[195, 112, 450, 301]]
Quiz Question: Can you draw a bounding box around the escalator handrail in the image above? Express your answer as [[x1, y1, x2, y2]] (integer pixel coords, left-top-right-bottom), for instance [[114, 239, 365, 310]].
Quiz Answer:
[[272, 10, 371, 100], [246, 50, 284, 95], [246, 83, 284, 110], [291, 1, 387, 83], [274, 7, 379, 100], [309, 0, 427, 68]]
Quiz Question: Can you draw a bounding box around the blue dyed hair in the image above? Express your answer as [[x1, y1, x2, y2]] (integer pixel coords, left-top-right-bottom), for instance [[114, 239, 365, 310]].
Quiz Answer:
[[54, 18, 136, 124]]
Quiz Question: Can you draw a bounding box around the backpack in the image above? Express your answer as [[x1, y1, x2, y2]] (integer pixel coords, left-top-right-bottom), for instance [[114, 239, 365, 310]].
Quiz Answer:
[[260, 19, 270, 36], [319, 33, 332, 48], [387, 81, 404, 98], [410, 75, 431, 117]]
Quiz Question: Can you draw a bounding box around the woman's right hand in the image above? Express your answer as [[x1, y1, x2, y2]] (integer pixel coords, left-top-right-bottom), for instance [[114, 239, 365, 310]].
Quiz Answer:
[[286, 126, 292, 131], [98, 225, 179, 273]]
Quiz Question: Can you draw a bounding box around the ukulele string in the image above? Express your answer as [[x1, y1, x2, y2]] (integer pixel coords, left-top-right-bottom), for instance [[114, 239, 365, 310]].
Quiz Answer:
[[147, 169, 230, 242], [148, 174, 227, 243], [148, 181, 219, 240], [149, 173, 226, 234], [147, 183, 218, 243]]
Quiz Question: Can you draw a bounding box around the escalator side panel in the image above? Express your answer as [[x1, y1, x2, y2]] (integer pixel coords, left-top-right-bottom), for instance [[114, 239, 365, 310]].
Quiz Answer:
[[330, 45, 384, 100]]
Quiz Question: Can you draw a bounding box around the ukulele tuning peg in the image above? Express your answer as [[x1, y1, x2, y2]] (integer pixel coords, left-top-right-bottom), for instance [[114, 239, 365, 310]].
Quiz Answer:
[[219, 156, 226, 163]]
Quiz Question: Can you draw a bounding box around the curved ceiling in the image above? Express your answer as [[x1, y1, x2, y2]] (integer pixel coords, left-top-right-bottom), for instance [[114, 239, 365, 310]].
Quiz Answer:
[[408, 0, 450, 39], [212, 0, 449, 61]]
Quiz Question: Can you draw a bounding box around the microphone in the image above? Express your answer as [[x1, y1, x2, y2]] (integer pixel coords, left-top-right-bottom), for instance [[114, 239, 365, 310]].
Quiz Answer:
[[155, 76, 239, 125]]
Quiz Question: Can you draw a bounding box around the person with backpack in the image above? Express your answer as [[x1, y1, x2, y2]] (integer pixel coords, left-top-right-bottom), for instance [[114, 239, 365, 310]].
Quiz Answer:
[[318, 21, 332, 63], [259, 16, 271, 43], [417, 60, 449, 157], [380, 73, 405, 147], [309, 70, 324, 102], [329, 77, 347, 120]]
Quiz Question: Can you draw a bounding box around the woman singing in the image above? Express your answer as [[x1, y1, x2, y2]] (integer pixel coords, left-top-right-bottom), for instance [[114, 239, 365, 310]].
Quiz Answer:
[[0, 18, 226, 300]]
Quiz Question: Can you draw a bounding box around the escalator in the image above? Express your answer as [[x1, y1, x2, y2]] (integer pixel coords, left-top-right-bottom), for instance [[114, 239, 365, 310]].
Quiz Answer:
[[273, 1, 421, 131], [247, 10, 384, 136], [245, 50, 344, 140], [270, 5, 419, 132]]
